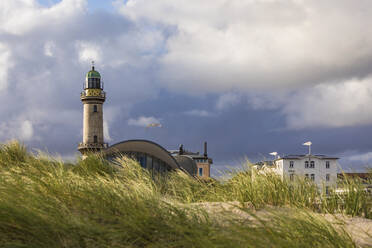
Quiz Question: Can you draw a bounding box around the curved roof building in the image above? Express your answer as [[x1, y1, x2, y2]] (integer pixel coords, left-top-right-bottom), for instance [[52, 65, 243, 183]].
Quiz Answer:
[[103, 140, 180, 173]]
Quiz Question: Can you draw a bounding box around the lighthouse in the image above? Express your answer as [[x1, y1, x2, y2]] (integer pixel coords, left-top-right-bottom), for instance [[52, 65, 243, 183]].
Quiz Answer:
[[78, 63, 107, 156]]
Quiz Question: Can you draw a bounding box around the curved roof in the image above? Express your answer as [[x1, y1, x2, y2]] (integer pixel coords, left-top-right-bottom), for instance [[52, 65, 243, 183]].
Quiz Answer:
[[86, 69, 101, 78], [174, 155, 197, 176], [103, 139, 180, 170]]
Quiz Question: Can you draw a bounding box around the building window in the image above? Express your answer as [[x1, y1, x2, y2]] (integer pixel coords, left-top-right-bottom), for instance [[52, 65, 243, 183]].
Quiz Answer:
[[146, 156, 153, 171], [289, 174, 294, 181], [311, 174, 315, 181], [138, 155, 146, 169], [305, 174, 309, 179], [198, 167, 203, 176], [326, 161, 330, 169], [325, 186, 329, 195], [153, 159, 159, 172], [93, 135, 97, 143], [326, 174, 330, 181], [289, 161, 294, 168], [305, 161, 309, 168], [310, 161, 315, 168], [93, 105, 97, 112]]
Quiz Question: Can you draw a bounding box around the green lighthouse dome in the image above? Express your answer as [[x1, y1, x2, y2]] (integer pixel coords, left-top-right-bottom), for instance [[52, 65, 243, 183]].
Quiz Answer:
[[86, 67, 101, 78]]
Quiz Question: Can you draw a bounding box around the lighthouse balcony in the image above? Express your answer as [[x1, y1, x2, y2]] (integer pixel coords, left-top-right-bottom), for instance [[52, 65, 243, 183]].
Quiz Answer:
[[80, 90, 106, 100], [78, 142, 109, 150]]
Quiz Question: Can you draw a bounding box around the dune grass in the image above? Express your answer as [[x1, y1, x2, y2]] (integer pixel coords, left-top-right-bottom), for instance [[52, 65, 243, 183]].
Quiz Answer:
[[160, 164, 371, 219], [0, 141, 369, 247]]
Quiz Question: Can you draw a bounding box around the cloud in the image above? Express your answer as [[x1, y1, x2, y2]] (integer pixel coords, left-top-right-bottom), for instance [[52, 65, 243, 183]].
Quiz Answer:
[[184, 109, 214, 117], [44, 41, 56, 57], [216, 93, 241, 110], [347, 152, 372, 162], [0, 0, 162, 154], [0, 0, 87, 35], [0, 43, 13, 91], [1, 0, 372, 168], [117, 0, 372, 93], [282, 77, 372, 129], [0, 119, 33, 141], [103, 120, 112, 142], [20, 120, 33, 140], [128, 116, 162, 127], [76, 41, 102, 64], [283, 77, 372, 128], [245, 76, 372, 129]]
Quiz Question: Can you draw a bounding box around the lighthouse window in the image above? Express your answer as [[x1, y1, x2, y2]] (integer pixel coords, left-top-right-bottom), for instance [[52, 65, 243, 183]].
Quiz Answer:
[[88, 78, 93, 88], [94, 135, 97, 143], [93, 105, 97, 112], [87, 78, 100, 88]]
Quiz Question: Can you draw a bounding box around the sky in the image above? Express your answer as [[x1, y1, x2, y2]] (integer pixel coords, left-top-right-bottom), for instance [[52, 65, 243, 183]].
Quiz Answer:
[[0, 0, 372, 173]]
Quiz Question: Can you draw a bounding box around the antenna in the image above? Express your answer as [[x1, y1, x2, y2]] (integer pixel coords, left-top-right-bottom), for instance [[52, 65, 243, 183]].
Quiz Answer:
[[91, 61, 95, 70], [204, 142, 208, 157]]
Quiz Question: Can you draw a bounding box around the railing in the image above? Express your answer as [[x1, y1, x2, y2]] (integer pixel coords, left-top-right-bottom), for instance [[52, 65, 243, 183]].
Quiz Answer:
[[78, 143, 109, 149]]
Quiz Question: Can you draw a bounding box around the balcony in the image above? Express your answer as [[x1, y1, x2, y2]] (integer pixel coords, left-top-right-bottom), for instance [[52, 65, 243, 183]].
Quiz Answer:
[[80, 90, 106, 101], [78, 142, 109, 150]]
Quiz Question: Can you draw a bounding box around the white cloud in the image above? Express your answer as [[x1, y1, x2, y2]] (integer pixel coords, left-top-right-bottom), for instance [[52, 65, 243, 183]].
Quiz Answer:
[[103, 120, 112, 142], [0, 43, 12, 92], [76, 41, 102, 64], [347, 152, 372, 162], [184, 109, 214, 117], [282, 77, 372, 129], [116, 0, 372, 93], [0, 119, 33, 142], [20, 120, 33, 140], [244, 76, 372, 129], [128, 116, 162, 127], [44, 41, 55, 57], [0, 0, 87, 35], [216, 93, 241, 110]]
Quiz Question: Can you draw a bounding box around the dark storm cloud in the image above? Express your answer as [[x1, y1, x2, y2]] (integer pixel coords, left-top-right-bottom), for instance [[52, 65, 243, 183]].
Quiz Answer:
[[0, 0, 371, 172]]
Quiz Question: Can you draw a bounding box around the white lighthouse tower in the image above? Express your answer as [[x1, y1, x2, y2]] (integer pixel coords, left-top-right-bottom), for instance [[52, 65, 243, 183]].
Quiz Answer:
[[78, 63, 107, 156]]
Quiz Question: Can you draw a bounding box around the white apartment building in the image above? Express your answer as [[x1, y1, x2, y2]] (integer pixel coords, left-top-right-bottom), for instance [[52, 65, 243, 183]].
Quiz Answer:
[[256, 154, 339, 193]]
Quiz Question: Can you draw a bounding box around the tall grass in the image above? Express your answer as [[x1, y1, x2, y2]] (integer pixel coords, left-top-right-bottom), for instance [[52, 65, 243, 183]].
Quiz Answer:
[[160, 164, 371, 219], [0, 141, 367, 247]]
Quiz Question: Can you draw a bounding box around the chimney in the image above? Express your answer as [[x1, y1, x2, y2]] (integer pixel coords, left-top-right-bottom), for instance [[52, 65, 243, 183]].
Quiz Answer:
[[179, 144, 184, 155], [204, 141, 208, 157]]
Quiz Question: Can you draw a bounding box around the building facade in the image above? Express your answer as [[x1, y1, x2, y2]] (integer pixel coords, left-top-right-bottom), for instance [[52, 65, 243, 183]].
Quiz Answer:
[[256, 154, 339, 192], [169, 142, 213, 178]]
